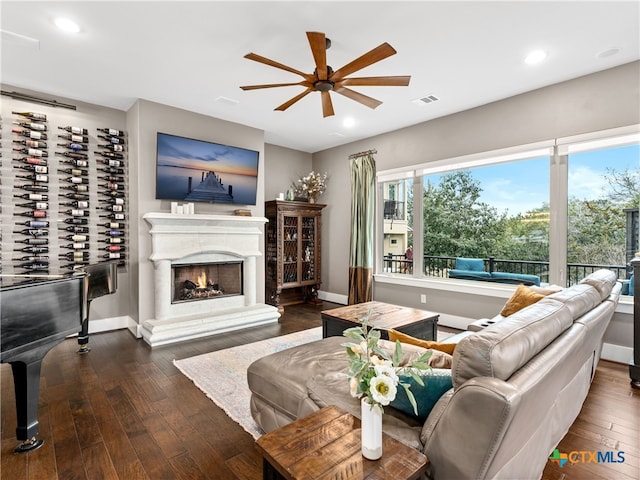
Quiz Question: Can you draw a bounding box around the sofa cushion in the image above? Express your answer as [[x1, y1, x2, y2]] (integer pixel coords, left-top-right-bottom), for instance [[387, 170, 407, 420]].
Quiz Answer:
[[547, 284, 602, 320], [449, 269, 492, 279], [452, 298, 573, 387], [578, 269, 617, 301], [500, 284, 545, 316], [455, 257, 485, 271], [390, 368, 453, 421], [388, 329, 457, 355], [490, 271, 541, 286]]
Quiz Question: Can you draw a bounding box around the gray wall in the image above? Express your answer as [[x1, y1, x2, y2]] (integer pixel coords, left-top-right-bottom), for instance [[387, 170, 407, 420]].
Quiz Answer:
[[264, 144, 312, 201], [311, 61, 640, 346]]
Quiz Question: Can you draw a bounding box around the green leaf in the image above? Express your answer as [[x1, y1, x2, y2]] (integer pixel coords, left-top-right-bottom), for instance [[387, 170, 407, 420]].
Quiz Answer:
[[371, 345, 391, 362], [393, 340, 403, 367], [400, 383, 419, 416]]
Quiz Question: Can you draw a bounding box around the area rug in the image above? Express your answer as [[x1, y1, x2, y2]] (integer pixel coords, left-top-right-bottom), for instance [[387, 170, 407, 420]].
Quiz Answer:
[[174, 327, 456, 439], [173, 327, 323, 439]]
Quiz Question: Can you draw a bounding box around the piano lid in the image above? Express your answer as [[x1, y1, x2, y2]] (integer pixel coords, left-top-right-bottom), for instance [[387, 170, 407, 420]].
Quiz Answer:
[[0, 271, 87, 290]]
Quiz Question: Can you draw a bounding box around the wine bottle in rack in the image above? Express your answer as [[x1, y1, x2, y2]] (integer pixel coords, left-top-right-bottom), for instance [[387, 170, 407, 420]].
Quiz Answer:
[[13, 139, 48, 149], [59, 251, 90, 260], [103, 229, 124, 237], [98, 175, 124, 183], [97, 135, 124, 145], [16, 263, 50, 271], [13, 255, 49, 262], [59, 209, 90, 217], [13, 157, 48, 166], [18, 220, 49, 228], [97, 143, 124, 152], [58, 126, 88, 135], [57, 142, 89, 151], [60, 242, 89, 250], [60, 200, 89, 209], [99, 167, 125, 175], [13, 121, 47, 131], [16, 174, 48, 183], [95, 152, 124, 160], [13, 228, 49, 236], [103, 245, 125, 252], [15, 201, 48, 210], [62, 176, 90, 185], [98, 190, 124, 198], [15, 184, 48, 192], [103, 222, 125, 229], [58, 167, 87, 176], [99, 213, 125, 221], [99, 204, 124, 212], [60, 184, 89, 193], [100, 182, 125, 190], [15, 237, 48, 245], [13, 111, 47, 121], [13, 147, 48, 157], [62, 225, 89, 234], [59, 234, 89, 242], [12, 128, 47, 140], [14, 245, 49, 254], [97, 128, 124, 137], [58, 133, 88, 143], [59, 159, 89, 169], [61, 262, 89, 270], [59, 218, 88, 226], [103, 252, 124, 260], [99, 197, 124, 205], [13, 165, 49, 174], [14, 210, 47, 218], [56, 151, 88, 160], [98, 237, 124, 244], [62, 192, 89, 201]]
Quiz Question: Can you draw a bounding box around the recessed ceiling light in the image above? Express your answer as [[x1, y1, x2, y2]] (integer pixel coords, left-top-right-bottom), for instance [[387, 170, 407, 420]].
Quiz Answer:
[[54, 18, 80, 33], [524, 50, 547, 65], [343, 117, 355, 128]]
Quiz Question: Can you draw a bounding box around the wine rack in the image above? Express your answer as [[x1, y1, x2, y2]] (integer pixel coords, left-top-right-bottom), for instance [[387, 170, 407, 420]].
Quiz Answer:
[[0, 109, 129, 279], [264, 200, 325, 312]]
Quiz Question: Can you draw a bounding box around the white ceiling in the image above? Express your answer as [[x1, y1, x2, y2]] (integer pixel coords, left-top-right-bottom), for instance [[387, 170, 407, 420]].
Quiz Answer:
[[1, 1, 638, 153]]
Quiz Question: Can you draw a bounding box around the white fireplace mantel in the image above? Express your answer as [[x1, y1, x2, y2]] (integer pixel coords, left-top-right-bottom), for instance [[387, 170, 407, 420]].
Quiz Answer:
[[142, 212, 279, 347]]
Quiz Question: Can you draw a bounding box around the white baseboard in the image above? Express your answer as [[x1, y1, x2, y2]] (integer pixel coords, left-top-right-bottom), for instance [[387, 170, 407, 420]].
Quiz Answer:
[[318, 290, 348, 305], [88, 315, 132, 334], [601, 342, 633, 364]]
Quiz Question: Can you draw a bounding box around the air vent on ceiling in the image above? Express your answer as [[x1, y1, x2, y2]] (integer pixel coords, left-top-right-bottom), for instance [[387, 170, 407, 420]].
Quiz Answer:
[[412, 94, 440, 106], [215, 96, 240, 106]]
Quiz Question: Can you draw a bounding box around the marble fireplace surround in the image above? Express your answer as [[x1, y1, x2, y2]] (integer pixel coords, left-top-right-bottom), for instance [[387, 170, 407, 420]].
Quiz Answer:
[[142, 212, 280, 347]]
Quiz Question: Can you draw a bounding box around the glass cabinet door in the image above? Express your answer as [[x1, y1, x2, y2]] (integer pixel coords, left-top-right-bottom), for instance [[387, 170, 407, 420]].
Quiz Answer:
[[283, 214, 299, 284], [301, 215, 316, 282]]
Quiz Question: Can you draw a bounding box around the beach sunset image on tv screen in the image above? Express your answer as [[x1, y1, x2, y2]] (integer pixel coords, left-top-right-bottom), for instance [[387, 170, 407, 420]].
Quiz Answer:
[[156, 132, 259, 205]]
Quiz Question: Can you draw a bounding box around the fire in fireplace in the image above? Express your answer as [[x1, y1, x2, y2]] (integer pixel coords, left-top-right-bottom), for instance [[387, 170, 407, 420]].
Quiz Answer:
[[171, 261, 243, 304]]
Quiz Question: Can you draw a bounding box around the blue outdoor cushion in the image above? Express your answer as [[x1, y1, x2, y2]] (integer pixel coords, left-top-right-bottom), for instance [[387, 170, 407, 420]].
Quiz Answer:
[[449, 269, 492, 279], [455, 257, 485, 272], [390, 369, 453, 421], [490, 272, 541, 286]]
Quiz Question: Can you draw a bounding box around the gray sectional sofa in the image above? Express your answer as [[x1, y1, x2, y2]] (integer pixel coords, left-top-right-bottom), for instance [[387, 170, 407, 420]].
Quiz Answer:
[[247, 269, 620, 479]]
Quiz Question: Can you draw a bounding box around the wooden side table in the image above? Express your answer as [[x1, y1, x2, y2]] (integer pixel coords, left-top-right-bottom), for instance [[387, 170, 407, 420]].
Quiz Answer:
[[256, 406, 428, 480], [321, 301, 439, 341]]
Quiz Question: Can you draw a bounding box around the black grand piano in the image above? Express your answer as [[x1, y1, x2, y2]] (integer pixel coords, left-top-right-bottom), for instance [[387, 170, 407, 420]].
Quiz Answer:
[[0, 261, 117, 453]]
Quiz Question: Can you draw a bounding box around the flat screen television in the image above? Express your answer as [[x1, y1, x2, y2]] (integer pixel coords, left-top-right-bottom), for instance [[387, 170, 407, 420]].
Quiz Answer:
[[155, 132, 259, 205]]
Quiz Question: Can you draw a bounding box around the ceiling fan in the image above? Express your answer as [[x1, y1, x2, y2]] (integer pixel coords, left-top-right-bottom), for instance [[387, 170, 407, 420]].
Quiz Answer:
[[240, 31, 411, 117]]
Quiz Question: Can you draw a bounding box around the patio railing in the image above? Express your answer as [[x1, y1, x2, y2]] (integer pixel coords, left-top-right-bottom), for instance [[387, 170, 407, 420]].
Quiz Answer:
[[382, 254, 630, 287]]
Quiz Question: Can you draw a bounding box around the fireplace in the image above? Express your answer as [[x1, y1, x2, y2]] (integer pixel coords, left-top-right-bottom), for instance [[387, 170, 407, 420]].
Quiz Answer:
[[172, 261, 243, 303], [142, 212, 280, 347]]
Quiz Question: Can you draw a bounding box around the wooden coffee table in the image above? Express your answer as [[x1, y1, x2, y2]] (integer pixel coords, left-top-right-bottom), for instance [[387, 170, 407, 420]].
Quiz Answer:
[[256, 406, 428, 480], [322, 301, 439, 341]]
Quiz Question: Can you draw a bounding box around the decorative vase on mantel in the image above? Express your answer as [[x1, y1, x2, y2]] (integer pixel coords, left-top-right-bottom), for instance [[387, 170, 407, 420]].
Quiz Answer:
[[308, 196, 316, 204], [361, 397, 383, 460]]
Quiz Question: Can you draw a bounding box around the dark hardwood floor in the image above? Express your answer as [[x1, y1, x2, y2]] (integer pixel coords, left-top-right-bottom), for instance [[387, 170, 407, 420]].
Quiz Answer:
[[1, 301, 638, 479]]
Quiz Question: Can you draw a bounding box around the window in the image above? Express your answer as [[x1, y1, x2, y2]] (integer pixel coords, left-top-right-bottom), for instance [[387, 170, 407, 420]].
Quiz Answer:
[[376, 127, 639, 294], [566, 143, 639, 287]]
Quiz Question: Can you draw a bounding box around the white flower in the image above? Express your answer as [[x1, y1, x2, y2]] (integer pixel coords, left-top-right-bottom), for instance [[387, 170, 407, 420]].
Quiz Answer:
[[369, 375, 397, 406], [374, 364, 399, 384]]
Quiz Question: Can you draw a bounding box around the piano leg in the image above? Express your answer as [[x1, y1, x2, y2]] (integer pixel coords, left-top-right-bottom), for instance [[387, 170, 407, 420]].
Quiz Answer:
[[10, 360, 45, 453], [77, 301, 92, 354]]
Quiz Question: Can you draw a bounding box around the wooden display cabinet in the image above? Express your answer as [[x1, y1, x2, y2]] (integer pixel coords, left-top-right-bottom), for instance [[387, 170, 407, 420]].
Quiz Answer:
[[265, 200, 325, 312]]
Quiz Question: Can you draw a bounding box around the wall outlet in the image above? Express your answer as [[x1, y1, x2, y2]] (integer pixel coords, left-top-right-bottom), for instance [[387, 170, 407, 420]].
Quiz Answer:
[[420, 294, 427, 303]]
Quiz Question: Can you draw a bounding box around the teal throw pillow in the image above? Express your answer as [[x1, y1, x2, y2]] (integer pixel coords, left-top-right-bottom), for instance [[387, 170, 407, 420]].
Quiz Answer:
[[390, 369, 453, 421], [455, 257, 485, 272]]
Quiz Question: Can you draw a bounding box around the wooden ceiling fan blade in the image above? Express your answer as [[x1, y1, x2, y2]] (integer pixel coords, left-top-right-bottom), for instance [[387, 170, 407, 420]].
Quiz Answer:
[[333, 87, 382, 110], [321, 91, 334, 117], [336, 76, 411, 87], [307, 32, 327, 81], [244, 52, 311, 80], [330, 43, 397, 82], [275, 88, 313, 111], [240, 82, 308, 91]]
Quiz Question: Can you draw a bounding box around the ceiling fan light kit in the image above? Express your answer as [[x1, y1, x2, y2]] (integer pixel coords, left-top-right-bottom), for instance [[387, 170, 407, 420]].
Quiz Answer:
[[240, 31, 411, 117]]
